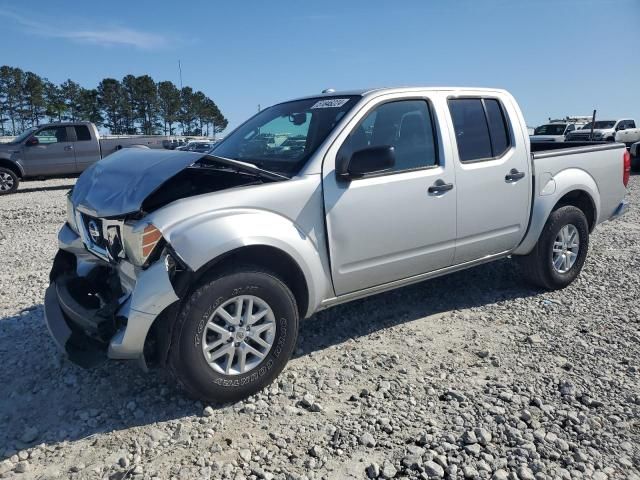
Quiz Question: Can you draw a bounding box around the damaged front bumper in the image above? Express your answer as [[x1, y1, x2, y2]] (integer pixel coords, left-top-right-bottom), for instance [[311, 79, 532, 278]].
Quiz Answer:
[[44, 223, 180, 368]]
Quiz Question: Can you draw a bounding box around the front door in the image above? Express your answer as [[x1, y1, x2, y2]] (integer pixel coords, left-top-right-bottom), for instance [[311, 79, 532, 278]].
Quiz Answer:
[[323, 97, 457, 295], [447, 96, 531, 264], [22, 126, 75, 176]]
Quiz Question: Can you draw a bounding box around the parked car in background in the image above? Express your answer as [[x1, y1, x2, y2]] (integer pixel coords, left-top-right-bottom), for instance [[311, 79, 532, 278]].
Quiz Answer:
[[177, 140, 217, 153], [45, 87, 630, 402], [0, 122, 172, 194], [162, 139, 188, 150], [566, 119, 636, 142], [530, 122, 581, 143]]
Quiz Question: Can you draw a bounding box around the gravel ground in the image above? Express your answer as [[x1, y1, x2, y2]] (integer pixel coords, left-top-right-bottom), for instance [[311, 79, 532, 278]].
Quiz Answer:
[[0, 176, 638, 480]]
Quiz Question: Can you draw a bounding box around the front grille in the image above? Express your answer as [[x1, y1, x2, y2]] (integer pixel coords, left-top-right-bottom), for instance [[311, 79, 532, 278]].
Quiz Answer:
[[81, 215, 107, 249]]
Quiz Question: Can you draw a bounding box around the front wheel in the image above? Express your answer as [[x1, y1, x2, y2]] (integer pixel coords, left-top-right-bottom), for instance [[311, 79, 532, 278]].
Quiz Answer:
[[517, 205, 589, 290], [0, 167, 19, 195], [167, 267, 299, 403]]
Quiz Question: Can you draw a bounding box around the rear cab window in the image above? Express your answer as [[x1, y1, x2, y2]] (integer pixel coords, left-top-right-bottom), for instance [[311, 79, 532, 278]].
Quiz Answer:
[[448, 97, 512, 162], [74, 125, 92, 141]]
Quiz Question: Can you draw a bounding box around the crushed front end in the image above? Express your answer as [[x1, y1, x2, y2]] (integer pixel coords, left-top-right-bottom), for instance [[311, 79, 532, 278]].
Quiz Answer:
[[44, 196, 182, 368]]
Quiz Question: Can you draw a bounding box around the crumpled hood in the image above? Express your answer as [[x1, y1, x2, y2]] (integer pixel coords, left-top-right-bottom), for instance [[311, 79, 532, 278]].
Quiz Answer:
[[71, 149, 204, 217]]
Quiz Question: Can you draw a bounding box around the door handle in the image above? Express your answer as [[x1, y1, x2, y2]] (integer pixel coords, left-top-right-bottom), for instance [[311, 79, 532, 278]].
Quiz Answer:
[[505, 169, 525, 182], [64, 145, 74, 151], [428, 180, 454, 194]]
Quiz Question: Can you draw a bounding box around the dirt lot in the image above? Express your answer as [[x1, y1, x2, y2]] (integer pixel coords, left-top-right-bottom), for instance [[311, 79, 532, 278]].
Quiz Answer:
[[0, 176, 638, 480]]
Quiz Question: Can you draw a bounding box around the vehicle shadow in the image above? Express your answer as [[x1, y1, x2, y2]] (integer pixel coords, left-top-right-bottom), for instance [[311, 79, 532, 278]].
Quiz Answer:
[[295, 257, 537, 358], [0, 258, 537, 459], [15, 183, 76, 194]]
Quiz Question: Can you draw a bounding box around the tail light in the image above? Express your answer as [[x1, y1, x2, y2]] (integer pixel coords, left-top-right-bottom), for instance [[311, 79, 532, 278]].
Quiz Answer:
[[623, 149, 631, 187]]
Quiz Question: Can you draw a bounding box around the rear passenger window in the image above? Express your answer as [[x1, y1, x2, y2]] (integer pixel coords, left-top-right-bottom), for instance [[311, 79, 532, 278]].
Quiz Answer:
[[75, 125, 92, 141], [484, 99, 510, 157], [342, 100, 438, 173], [448, 99, 492, 162], [448, 98, 512, 162]]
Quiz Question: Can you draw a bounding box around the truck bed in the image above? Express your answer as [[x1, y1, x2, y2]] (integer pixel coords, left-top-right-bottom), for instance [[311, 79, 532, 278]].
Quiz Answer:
[[529, 141, 609, 153], [531, 141, 627, 225]]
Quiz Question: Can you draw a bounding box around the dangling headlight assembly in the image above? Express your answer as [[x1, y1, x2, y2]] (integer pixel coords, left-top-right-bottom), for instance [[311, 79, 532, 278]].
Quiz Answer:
[[122, 222, 165, 267]]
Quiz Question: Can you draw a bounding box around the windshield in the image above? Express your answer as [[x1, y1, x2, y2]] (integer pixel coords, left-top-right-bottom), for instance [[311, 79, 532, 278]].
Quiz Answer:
[[211, 96, 360, 175], [8, 127, 38, 145], [582, 121, 616, 129], [533, 124, 567, 136]]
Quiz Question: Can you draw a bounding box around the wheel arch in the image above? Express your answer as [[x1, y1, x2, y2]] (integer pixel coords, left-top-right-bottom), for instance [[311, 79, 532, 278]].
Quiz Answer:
[[552, 189, 597, 232], [157, 209, 332, 319], [0, 158, 24, 178], [513, 168, 599, 255], [189, 244, 310, 320]]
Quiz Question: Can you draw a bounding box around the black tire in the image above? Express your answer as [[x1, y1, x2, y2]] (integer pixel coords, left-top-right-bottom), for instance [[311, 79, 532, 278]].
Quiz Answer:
[[517, 205, 589, 290], [631, 151, 640, 172], [0, 167, 19, 195], [167, 266, 299, 403]]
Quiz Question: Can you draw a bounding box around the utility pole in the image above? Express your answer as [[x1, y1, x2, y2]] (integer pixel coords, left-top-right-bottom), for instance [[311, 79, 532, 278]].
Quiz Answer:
[[589, 109, 596, 141], [178, 60, 183, 90]]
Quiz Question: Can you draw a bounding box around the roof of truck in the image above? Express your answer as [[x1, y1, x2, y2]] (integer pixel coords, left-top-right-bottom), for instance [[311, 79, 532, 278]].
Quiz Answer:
[[286, 86, 509, 103]]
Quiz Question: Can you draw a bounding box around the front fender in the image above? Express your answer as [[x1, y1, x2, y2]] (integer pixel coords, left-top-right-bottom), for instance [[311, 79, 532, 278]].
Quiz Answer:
[[158, 209, 330, 317], [0, 155, 24, 177], [513, 168, 600, 255]]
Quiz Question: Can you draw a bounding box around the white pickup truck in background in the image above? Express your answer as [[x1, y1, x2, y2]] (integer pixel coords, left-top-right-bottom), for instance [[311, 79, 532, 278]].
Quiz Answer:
[[566, 119, 636, 142], [615, 126, 640, 146], [529, 121, 583, 143]]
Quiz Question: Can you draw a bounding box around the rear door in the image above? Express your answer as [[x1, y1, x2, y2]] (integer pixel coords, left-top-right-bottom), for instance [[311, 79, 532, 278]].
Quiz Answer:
[[22, 126, 75, 176], [447, 95, 531, 264], [71, 124, 101, 172], [323, 94, 457, 295]]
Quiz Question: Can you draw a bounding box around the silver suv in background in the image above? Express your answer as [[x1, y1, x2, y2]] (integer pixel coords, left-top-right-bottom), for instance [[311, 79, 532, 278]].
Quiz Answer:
[[45, 87, 629, 402]]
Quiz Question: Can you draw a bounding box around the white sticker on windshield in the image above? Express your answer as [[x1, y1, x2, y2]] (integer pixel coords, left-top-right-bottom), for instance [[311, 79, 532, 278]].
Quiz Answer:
[[310, 98, 350, 109]]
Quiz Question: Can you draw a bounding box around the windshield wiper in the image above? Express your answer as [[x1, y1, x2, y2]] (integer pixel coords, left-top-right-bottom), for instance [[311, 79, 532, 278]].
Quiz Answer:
[[200, 154, 290, 181]]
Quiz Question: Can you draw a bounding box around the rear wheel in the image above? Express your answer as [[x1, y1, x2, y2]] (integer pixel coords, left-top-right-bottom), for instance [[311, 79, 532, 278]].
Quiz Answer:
[[167, 266, 299, 403], [0, 167, 18, 195], [631, 149, 640, 172], [518, 206, 589, 290]]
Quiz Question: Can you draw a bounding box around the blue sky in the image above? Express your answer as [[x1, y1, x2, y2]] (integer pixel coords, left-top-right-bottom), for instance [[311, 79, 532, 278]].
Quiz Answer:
[[2, 0, 638, 131]]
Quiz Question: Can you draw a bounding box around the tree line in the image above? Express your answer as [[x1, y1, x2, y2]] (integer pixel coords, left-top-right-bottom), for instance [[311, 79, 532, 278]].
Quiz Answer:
[[0, 65, 228, 137]]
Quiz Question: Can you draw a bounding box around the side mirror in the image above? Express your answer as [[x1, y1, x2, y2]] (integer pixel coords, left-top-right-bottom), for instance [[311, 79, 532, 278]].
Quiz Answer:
[[25, 137, 39, 146], [617, 125, 626, 131], [336, 145, 395, 180]]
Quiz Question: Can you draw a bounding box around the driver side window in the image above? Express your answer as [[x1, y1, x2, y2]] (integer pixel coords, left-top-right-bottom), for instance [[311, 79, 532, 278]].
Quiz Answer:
[[35, 127, 67, 144], [341, 100, 438, 173]]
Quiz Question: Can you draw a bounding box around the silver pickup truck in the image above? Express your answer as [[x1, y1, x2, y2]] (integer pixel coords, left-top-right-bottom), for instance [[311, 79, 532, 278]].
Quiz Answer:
[[45, 87, 630, 402], [0, 122, 171, 194]]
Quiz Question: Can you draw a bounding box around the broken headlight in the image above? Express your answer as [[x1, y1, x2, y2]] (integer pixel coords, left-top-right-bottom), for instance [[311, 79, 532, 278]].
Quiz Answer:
[[122, 222, 165, 267]]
